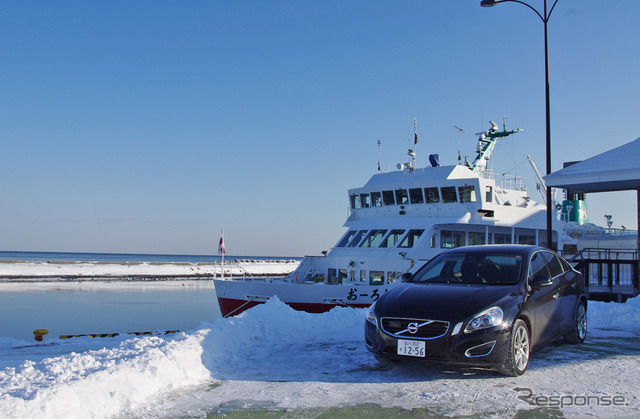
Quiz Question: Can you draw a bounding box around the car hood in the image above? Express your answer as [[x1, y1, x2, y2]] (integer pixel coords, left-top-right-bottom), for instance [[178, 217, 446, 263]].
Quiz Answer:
[[376, 283, 519, 322]]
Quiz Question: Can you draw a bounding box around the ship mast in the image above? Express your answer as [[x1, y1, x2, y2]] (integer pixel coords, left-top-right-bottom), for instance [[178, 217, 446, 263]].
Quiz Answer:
[[466, 117, 522, 174]]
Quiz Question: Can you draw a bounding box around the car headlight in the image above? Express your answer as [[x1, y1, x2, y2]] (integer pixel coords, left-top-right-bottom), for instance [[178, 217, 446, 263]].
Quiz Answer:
[[465, 306, 504, 333], [365, 303, 377, 325]]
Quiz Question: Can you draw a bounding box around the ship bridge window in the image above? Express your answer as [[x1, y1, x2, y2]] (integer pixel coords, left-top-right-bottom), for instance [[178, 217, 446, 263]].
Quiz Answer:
[[347, 230, 368, 247], [360, 193, 371, 208], [371, 192, 382, 207], [395, 189, 409, 205], [409, 188, 424, 204], [458, 185, 477, 203], [441, 186, 458, 203], [398, 229, 424, 248], [441, 230, 465, 249], [337, 230, 358, 247], [382, 190, 395, 205], [360, 229, 388, 247], [424, 187, 440, 203], [350, 194, 361, 209], [486, 186, 493, 203], [379, 229, 405, 248]]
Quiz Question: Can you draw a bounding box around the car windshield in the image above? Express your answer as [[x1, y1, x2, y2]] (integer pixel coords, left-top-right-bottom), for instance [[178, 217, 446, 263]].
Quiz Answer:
[[412, 252, 524, 285]]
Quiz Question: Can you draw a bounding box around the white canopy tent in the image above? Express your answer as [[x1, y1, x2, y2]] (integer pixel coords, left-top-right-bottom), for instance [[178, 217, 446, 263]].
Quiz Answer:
[[545, 137, 640, 193], [544, 136, 640, 251]]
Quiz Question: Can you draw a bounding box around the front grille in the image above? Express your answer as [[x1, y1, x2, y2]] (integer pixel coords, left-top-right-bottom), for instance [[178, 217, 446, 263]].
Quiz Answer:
[[381, 317, 449, 340]]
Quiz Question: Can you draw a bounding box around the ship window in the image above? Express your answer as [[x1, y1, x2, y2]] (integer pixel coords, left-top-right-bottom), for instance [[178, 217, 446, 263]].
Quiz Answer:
[[371, 192, 382, 207], [441, 230, 465, 249], [409, 188, 424, 204], [360, 193, 371, 208], [370, 271, 384, 286], [430, 233, 436, 248], [441, 186, 457, 203], [360, 270, 367, 282], [328, 268, 338, 285], [459, 185, 477, 203], [518, 235, 536, 245], [486, 186, 493, 203], [395, 189, 409, 205], [468, 232, 486, 246], [379, 229, 405, 248], [360, 229, 388, 247], [424, 187, 440, 203], [347, 230, 368, 247], [398, 229, 424, 248], [382, 190, 395, 205], [350, 194, 361, 209], [387, 272, 401, 284], [337, 230, 358, 247], [494, 233, 512, 244]]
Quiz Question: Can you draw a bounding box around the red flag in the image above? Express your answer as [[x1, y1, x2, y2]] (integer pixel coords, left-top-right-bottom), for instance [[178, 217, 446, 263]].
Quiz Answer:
[[218, 236, 226, 255]]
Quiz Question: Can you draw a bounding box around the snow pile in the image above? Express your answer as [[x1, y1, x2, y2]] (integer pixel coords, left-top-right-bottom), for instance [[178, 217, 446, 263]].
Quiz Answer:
[[0, 260, 299, 280], [589, 297, 640, 329], [0, 332, 212, 418]]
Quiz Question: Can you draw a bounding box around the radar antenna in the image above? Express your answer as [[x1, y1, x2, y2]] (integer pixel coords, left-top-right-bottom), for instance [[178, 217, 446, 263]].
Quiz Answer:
[[377, 140, 382, 173]]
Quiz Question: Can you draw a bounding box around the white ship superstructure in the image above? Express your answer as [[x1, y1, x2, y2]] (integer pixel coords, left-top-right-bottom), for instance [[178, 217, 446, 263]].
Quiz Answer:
[[215, 120, 569, 317]]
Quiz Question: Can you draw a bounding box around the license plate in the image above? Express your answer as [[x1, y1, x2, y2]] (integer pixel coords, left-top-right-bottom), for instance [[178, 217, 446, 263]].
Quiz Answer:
[[397, 339, 425, 357]]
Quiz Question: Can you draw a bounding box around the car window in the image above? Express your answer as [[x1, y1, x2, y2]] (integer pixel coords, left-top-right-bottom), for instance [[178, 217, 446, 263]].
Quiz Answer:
[[412, 252, 523, 285], [541, 251, 564, 278], [529, 252, 550, 280]]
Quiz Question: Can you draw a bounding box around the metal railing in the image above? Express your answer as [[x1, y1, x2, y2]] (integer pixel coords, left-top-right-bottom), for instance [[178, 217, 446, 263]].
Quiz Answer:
[[571, 248, 639, 303]]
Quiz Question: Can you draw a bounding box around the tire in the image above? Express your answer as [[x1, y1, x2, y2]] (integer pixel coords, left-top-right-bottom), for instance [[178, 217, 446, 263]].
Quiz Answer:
[[496, 319, 530, 376], [565, 301, 587, 344]]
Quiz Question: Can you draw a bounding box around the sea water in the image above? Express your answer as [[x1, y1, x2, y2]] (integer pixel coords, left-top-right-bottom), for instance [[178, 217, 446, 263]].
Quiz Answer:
[[0, 281, 222, 341], [0, 252, 299, 341]]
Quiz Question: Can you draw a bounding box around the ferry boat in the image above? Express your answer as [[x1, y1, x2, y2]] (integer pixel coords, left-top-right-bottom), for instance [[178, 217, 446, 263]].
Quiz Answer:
[[214, 119, 573, 317]]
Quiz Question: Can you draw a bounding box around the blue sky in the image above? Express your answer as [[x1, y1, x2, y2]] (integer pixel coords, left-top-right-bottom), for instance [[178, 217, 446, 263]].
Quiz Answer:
[[1, 1, 638, 256]]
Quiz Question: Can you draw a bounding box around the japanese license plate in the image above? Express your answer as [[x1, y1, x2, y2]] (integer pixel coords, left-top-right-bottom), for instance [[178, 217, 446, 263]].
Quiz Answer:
[[397, 339, 425, 357]]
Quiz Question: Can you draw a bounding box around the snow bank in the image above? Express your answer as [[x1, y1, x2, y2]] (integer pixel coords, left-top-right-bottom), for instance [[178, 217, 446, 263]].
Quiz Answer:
[[0, 333, 212, 418], [588, 296, 640, 329], [0, 260, 298, 280]]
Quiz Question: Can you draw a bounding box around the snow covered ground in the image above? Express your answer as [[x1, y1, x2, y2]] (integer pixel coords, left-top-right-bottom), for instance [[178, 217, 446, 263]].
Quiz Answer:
[[0, 260, 298, 280], [1, 297, 639, 418]]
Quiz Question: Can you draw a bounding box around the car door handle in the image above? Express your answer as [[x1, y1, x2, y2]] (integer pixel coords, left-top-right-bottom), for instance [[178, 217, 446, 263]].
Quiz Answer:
[[553, 293, 559, 299], [571, 282, 577, 288]]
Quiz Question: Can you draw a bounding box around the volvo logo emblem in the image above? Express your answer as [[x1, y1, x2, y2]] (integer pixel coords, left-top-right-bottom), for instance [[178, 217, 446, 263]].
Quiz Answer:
[[407, 322, 419, 334]]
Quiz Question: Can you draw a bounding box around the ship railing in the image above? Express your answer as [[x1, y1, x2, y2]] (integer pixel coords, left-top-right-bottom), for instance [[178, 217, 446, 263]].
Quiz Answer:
[[479, 169, 527, 192], [605, 227, 638, 236]]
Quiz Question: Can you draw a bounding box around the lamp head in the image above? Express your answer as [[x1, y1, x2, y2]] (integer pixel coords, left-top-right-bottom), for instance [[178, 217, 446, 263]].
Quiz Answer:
[[480, 0, 498, 7]]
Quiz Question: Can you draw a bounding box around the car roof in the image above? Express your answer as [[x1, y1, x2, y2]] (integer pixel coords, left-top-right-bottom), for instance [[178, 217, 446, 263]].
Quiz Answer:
[[442, 245, 545, 257]]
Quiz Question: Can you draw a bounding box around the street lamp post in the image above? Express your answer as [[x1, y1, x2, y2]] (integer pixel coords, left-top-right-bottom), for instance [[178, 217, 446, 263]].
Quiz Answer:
[[480, 0, 559, 251]]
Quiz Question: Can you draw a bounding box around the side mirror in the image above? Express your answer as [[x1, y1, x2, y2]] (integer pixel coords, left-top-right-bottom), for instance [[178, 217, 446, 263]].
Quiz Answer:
[[401, 272, 413, 282], [532, 274, 553, 290]]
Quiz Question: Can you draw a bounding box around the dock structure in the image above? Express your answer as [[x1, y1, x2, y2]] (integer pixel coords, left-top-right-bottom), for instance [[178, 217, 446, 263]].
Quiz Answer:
[[545, 135, 640, 304], [570, 248, 639, 303]]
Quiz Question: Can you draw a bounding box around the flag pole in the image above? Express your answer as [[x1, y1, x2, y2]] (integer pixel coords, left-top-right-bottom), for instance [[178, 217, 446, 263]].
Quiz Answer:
[[219, 229, 225, 280]]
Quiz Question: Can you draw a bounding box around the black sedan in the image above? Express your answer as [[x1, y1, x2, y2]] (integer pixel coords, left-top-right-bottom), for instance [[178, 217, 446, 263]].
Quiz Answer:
[[364, 245, 587, 376]]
